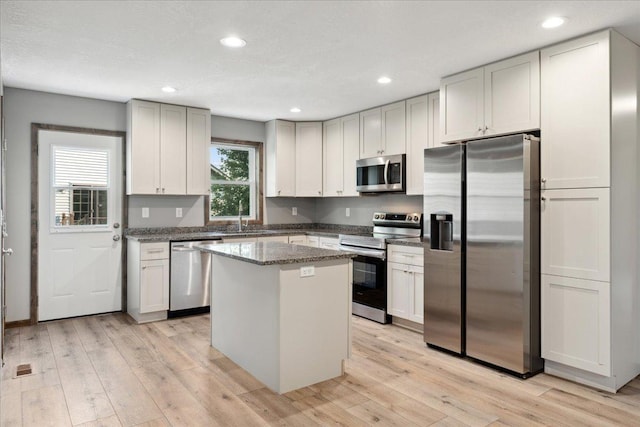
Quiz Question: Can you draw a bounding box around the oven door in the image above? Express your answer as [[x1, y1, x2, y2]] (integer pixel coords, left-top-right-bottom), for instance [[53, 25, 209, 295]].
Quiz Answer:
[[352, 255, 387, 310]]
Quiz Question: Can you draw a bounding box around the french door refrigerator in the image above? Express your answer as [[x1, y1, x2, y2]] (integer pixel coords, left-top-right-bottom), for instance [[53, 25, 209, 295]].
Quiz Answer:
[[423, 134, 543, 377]]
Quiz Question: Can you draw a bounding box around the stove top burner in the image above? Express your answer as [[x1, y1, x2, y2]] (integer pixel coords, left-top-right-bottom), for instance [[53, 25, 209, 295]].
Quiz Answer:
[[338, 211, 423, 250]]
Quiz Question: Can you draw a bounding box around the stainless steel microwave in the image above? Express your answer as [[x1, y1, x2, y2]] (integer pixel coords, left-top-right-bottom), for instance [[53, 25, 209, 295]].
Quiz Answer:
[[356, 154, 406, 193]]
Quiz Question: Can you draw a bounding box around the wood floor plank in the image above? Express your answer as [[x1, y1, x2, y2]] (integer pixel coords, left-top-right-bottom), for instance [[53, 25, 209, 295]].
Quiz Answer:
[[291, 394, 369, 426], [87, 345, 163, 426], [17, 324, 60, 393], [347, 399, 421, 426], [308, 377, 369, 409], [21, 384, 72, 427], [239, 387, 320, 426], [75, 414, 123, 427], [47, 321, 115, 426], [132, 361, 218, 426], [173, 366, 269, 426], [130, 323, 198, 373], [0, 386, 22, 426]]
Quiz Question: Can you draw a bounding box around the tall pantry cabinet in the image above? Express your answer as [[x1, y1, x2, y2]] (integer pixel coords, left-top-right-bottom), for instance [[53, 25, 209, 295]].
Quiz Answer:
[[540, 30, 640, 392]]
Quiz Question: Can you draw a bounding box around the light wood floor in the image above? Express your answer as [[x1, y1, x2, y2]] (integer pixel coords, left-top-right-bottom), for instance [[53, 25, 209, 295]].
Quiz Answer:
[[1, 313, 639, 427]]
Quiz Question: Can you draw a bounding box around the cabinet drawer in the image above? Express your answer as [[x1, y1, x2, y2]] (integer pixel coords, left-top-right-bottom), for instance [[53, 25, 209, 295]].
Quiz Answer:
[[319, 237, 339, 250], [140, 242, 169, 260], [388, 245, 423, 266], [306, 236, 319, 247]]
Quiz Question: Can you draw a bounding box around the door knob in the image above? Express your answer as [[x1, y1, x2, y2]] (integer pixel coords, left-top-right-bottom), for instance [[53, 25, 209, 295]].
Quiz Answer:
[[2, 247, 13, 256], [112, 235, 121, 242], [113, 222, 120, 229]]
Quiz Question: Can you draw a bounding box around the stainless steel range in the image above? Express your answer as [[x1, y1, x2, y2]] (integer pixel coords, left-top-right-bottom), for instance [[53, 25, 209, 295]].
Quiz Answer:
[[339, 212, 422, 324]]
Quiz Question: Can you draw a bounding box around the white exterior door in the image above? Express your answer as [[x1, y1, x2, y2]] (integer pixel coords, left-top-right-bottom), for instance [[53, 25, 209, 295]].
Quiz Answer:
[[38, 130, 123, 321]]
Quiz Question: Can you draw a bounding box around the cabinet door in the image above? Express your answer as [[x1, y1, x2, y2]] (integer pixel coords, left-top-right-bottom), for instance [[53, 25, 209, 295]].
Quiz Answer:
[[258, 235, 289, 243], [288, 235, 308, 245], [484, 51, 540, 136], [295, 122, 323, 196], [541, 188, 610, 282], [266, 120, 296, 197], [427, 92, 445, 148], [318, 237, 339, 250], [160, 104, 187, 195], [323, 118, 343, 196], [541, 274, 610, 376], [127, 100, 161, 195], [341, 113, 360, 197], [409, 265, 424, 324], [186, 107, 211, 195], [381, 101, 406, 156], [405, 95, 428, 195], [140, 259, 169, 313], [360, 107, 382, 158], [541, 31, 610, 189], [440, 68, 484, 143], [387, 262, 410, 320], [306, 236, 320, 248]]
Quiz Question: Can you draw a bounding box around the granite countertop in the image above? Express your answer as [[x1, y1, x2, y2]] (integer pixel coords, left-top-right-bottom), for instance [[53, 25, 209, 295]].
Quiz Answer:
[[196, 241, 356, 266], [125, 226, 369, 243], [386, 237, 425, 248]]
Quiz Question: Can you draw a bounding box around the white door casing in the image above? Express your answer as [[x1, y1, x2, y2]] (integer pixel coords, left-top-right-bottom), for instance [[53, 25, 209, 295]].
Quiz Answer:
[[38, 130, 123, 321]]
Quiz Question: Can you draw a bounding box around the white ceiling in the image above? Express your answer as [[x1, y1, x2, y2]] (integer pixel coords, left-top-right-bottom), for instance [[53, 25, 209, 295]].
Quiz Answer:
[[1, 1, 639, 122]]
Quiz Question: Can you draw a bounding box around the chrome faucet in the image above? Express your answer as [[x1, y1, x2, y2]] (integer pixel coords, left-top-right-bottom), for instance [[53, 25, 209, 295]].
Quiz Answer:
[[238, 201, 247, 231]]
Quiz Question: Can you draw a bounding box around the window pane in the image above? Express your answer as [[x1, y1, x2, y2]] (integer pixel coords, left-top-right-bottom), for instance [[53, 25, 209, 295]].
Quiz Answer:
[[55, 188, 108, 226], [210, 184, 250, 217], [210, 147, 249, 182]]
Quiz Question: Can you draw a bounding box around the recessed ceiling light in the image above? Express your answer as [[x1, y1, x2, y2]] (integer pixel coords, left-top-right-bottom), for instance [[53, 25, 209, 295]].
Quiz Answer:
[[377, 76, 392, 84], [220, 36, 247, 48], [161, 86, 176, 93], [541, 16, 566, 29], [290, 107, 301, 113]]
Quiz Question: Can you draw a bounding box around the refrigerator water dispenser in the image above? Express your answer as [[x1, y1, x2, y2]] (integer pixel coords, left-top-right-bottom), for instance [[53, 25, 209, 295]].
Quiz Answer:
[[430, 213, 453, 251]]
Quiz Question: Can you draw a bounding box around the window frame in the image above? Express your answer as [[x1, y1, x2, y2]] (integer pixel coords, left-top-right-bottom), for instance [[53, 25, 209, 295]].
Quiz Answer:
[[205, 138, 264, 225]]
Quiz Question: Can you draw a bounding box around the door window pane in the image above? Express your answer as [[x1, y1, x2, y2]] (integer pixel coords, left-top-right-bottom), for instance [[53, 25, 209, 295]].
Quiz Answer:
[[52, 146, 109, 227]]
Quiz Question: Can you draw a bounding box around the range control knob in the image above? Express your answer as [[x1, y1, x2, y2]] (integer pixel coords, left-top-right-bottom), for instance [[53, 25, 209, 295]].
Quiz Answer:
[[374, 214, 379, 219], [413, 215, 419, 221], [380, 214, 385, 219]]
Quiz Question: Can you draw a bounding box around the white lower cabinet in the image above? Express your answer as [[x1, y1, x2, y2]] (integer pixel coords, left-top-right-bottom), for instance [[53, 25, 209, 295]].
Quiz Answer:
[[307, 236, 320, 248], [387, 245, 424, 324], [127, 241, 169, 323], [541, 274, 610, 376], [258, 235, 289, 243], [318, 237, 339, 250], [288, 235, 308, 245]]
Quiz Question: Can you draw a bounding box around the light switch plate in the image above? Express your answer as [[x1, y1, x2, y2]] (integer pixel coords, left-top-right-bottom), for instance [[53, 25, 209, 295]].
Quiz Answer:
[[176, 208, 183, 218], [300, 266, 315, 278], [142, 207, 149, 218], [346, 208, 350, 217], [292, 207, 298, 216]]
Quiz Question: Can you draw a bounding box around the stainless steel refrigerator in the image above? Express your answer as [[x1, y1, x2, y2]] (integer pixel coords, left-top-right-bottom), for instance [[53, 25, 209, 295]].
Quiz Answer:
[[423, 134, 543, 377]]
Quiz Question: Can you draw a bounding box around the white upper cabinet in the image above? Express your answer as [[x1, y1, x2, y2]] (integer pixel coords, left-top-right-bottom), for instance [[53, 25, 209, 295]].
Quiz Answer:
[[323, 118, 343, 196], [427, 92, 444, 149], [541, 32, 610, 189], [127, 100, 209, 196], [405, 95, 428, 196], [186, 107, 212, 195], [160, 104, 187, 195], [484, 51, 540, 136], [295, 122, 323, 196], [359, 107, 382, 158], [360, 101, 406, 158], [341, 113, 360, 197], [266, 120, 296, 197], [381, 101, 406, 156], [440, 67, 484, 143], [440, 51, 540, 143], [323, 113, 360, 197], [127, 100, 161, 195]]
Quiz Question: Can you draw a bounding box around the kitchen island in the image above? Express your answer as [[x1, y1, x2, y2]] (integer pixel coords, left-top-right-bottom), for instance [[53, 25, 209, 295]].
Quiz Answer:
[[197, 241, 355, 394]]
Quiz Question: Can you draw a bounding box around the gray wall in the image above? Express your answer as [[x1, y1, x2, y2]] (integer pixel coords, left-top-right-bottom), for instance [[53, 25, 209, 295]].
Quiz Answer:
[[315, 194, 423, 226], [4, 88, 127, 321]]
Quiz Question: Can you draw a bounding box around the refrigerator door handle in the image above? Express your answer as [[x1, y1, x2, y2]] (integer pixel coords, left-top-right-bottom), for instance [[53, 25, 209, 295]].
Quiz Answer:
[[383, 160, 390, 185]]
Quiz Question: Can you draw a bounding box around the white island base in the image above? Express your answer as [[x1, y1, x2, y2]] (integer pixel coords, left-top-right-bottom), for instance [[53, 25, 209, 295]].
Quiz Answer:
[[210, 255, 352, 394]]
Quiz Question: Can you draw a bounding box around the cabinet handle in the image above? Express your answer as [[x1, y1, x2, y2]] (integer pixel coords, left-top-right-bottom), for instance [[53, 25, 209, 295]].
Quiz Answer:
[[484, 126, 489, 132], [541, 197, 546, 202], [156, 187, 160, 193], [278, 190, 281, 195], [477, 127, 483, 132], [162, 188, 165, 193], [142, 266, 147, 270], [318, 190, 321, 195]]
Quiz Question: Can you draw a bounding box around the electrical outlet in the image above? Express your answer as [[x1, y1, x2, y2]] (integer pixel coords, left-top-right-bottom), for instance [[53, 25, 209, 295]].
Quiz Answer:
[[300, 266, 315, 277], [292, 207, 298, 216], [176, 208, 183, 218], [346, 208, 350, 217], [142, 207, 149, 218]]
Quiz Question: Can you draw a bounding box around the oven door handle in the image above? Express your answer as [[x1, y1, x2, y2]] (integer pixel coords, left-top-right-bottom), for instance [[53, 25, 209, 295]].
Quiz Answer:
[[338, 245, 386, 260], [383, 159, 390, 185]]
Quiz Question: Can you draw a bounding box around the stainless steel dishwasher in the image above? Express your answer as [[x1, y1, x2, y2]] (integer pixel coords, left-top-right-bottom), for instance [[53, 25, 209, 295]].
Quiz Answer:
[[169, 239, 221, 317]]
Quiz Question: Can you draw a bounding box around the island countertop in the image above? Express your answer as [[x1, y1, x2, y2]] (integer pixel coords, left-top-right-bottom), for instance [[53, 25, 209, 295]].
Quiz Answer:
[[197, 241, 356, 266]]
